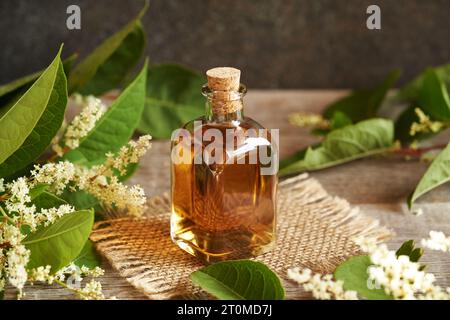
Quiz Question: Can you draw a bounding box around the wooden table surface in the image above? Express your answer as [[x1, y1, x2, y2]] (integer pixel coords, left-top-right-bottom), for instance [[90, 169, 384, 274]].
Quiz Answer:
[[6, 90, 450, 299]]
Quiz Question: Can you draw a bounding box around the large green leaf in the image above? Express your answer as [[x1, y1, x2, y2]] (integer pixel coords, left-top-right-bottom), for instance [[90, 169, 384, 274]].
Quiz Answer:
[[0, 57, 67, 178], [334, 255, 392, 300], [417, 69, 450, 121], [29, 184, 68, 210], [0, 46, 64, 168], [190, 260, 285, 300], [73, 240, 101, 269], [0, 54, 76, 107], [64, 61, 148, 165], [279, 118, 394, 176], [23, 209, 94, 272], [68, 3, 148, 95], [61, 189, 98, 209], [138, 64, 206, 139], [323, 70, 400, 122], [409, 142, 450, 208], [398, 63, 450, 102], [395, 70, 450, 143]]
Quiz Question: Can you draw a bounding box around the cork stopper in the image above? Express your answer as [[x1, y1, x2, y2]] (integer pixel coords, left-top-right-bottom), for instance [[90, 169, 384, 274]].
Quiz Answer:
[[206, 67, 243, 115]]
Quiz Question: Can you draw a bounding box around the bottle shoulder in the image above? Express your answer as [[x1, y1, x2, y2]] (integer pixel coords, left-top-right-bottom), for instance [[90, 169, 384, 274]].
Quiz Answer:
[[181, 116, 266, 131]]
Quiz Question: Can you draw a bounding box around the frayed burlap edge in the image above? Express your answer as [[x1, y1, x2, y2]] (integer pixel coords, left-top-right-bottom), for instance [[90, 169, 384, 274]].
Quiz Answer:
[[90, 173, 392, 299]]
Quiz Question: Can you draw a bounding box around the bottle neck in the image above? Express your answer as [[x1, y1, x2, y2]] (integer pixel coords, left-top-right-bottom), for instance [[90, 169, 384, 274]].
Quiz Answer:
[[206, 98, 244, 122], [202, 83, 247, 123]]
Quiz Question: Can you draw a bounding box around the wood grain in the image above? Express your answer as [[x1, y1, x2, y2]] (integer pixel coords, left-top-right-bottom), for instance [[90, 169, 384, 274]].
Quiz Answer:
[[6, 90, 450, 299]]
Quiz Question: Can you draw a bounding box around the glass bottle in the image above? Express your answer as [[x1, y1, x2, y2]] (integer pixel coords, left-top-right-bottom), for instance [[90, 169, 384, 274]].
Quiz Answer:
[[170, 67, 278, 263]]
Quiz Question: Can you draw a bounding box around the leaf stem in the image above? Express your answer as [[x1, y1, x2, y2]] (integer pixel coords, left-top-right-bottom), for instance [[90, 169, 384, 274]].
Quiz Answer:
[[393, 144, 447, 158], [0, 206, 13, 223]]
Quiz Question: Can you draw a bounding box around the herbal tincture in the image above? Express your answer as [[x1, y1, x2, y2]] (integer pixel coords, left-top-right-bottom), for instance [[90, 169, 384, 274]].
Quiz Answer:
[[170, 67, 278, 263]]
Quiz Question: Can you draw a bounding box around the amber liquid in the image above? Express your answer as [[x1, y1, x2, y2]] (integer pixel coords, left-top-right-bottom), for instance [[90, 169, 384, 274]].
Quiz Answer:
[[171, 118, 277, 263]]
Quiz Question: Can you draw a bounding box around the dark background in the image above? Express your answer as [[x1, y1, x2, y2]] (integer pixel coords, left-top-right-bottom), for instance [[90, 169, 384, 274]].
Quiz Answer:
[[0, 0, 449, 89]]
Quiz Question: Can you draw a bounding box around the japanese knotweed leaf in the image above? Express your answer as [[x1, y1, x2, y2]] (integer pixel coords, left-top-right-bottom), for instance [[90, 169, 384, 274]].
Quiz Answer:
[[0, 46, 66, 177], [279, 118, 394, 177], [190, 260, 285, 300], [138, 64, 206, 139], [0, 53, 76, 107], [417, 69, 450, 121], [23, 209, 94, 273], [334, 255, 392, 300], [398, 62, 450, 102], [68, 3, 148, 95], [395, 69, 450, 142], [73, 239, 101, 269], [29, 184, 68, 210], [63, 61, 148, 166], [409, 142, 450, 208], [323, 70, 400, 122]]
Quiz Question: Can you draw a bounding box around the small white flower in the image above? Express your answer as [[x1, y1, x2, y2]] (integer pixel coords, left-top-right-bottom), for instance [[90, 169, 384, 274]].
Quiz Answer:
[[63, 95, 107, 150], [421, 231, 450, 253], [288, 267, 358, 300]]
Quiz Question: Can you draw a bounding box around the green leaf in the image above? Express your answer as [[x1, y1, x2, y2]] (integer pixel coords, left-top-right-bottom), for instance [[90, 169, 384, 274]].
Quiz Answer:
[[190, 260, 285, 300], [323, 70, 400, 122], [417, 69, 450, 121], [138, 64, 206, 139], [408, 142, 450, 208], [395, 106, 422, 143], [61, 189, 101, 210], [330, 111, 352, 130], [33, 192, 68, 211], [334, 255, 392, 300], [0, 54, 76, 107], [68, 3, 148, 95], [279, 147, 310, 170], [394, 240, 425, 266], [73, 240, 101, 269], [398, 63, 450, 102], [279, 118, 394, 176], [23, 209, 94, 273], [410, 248, 424, 263], [395, 240, 415, 257], [0, 56, 67, 178], [64, 61, 148, 166], [0, 46, 65, 172], [395, 70, 450, 143]]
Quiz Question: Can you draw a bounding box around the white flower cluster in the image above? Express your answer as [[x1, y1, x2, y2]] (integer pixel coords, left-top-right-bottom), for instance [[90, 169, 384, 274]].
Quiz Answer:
[[77, 172, 147, 217], [287, 267, 358, 300], [288, 112, 329, 129], [19, 138, 151, 218], [1, 223, 29, 295], [62, 95, 107, 151], [31, 161, 75, 195], [1, 93, 151, 299], [27, 263, 108, 300], [74, 136, 151, 217], [355, 237, 450, 300], [2, 172, 75, 232], [105, 135, 152, 176], [421, 231, 450, 253], [0, 178, 5, 193], [410, 108, 444, 136]]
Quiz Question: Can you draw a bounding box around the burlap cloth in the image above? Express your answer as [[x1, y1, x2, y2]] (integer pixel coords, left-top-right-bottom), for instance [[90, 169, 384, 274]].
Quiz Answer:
[[90, 173, 392, 299]]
